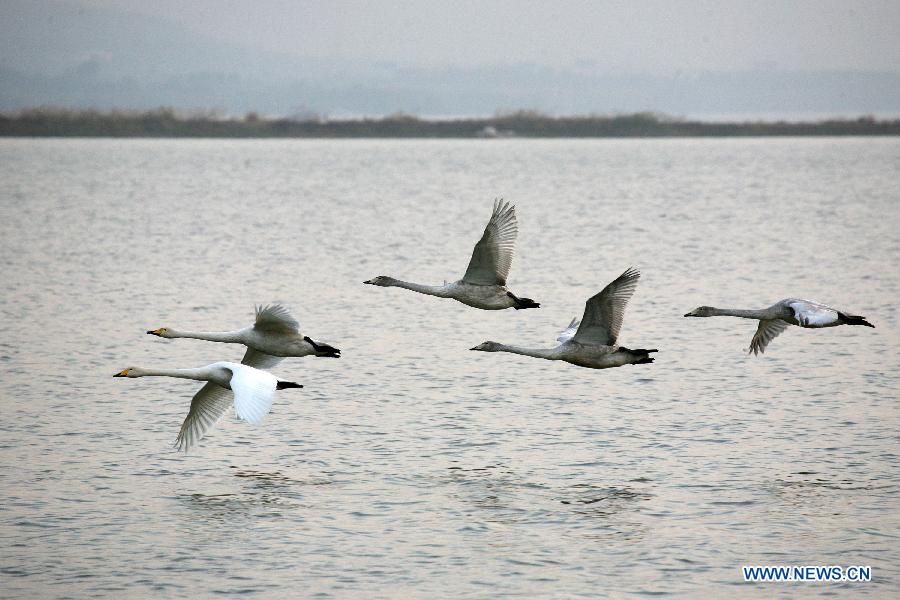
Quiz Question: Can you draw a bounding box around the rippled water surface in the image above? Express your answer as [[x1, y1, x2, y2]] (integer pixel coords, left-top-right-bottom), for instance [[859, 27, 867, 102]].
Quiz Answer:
[[1, 138, 898, 597]]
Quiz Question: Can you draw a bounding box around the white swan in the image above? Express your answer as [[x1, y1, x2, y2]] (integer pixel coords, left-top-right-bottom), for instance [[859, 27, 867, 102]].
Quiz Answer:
[[364, 199, 540, 310], [147, 304, 340, 366], [114, 361, 303, 451], [684, 298, 875, 355], [471, 267, 657, 369]]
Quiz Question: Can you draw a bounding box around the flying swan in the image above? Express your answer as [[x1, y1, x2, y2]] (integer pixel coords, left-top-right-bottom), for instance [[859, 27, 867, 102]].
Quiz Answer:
[[114, 361, 303, 451], [471, 267, 657, 368], [684, 298, 875, 354], [147, 304, 340, 366], [364, 199, 540, 310]]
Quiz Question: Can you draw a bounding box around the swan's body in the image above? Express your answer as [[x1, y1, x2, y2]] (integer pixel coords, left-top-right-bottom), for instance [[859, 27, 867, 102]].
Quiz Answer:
[[364, 200, 539, 311], [684, 298, 875, 355], [471, 268, 657, 369], [114, 361, 303, 451], [148, 304, 340, 367]]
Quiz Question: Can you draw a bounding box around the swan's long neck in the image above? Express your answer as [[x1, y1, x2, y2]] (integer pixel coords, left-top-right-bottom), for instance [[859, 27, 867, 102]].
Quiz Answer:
[[137, 367, 210, 381], [389, 280, 452, 298], [496, 344, 560, 361], [709, 308, 769, 319], [168, 329, 244, 343]]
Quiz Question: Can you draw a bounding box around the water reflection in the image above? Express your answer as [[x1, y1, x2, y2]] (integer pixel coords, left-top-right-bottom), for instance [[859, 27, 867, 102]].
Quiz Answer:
[[175, 468, 336, 521], [441, 463, 652, 535]]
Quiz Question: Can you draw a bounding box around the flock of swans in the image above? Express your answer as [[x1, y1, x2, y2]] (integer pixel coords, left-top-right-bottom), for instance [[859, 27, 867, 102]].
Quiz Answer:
[[115, 200, 875, 451], [116, 304, 338, 450]]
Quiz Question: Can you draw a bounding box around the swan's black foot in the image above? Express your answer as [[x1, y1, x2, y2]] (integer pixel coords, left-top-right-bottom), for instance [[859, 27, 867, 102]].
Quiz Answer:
[[514, 297, 541, 310], [507, 291, 541, 310], [276, 381, 304, 390], [625, 348, 657, 365], [839, 312, 875, 328], [304, 336, 342, 358]]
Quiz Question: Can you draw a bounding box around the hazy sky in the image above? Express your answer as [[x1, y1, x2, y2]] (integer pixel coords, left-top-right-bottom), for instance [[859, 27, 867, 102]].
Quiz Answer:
[[77, 0, 900, 73], [3, 0, 899, 116]]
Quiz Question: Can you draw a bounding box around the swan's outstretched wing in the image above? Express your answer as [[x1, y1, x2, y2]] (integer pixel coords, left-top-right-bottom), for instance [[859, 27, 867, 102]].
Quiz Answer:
[[462, 200, 518, 286], [175, 382, 234, 451], [228, 365, 278, 425], [572, 268, 641, 346], [241, 347, 283, 370], [556, 317, 580, 343], [786, 300, 839, 327], [749, 319, 790, 355], [253, 304, 299, 334]]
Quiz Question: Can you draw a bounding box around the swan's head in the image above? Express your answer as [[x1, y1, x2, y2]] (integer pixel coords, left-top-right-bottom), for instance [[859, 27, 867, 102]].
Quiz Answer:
[[684, 306, 715, 317], [363, 276, 398, 287], [113, 367, 145, 378], [146, 327, 173, 338], [470, 341, 502, 352]]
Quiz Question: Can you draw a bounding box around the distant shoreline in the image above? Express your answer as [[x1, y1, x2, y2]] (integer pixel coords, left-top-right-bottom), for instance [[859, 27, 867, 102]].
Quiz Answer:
[[2, 109, 899, 138]]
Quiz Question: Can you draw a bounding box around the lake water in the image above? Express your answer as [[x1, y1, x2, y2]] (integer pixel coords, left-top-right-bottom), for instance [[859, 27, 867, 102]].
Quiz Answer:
[[0, 138, 898, 598]]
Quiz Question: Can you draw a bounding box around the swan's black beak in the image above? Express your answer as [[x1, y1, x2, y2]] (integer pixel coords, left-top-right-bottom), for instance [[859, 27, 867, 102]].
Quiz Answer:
[[683, 312, 695, 317], [469, 346, 479, 351], [147, 329, 163, 336], [113, 369, 128, 377], [363, 279, 374, 285]]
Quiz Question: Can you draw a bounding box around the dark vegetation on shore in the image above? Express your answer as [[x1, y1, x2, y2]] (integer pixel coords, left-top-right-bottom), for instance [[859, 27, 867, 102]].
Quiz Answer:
[[2, 108, 898, 138]]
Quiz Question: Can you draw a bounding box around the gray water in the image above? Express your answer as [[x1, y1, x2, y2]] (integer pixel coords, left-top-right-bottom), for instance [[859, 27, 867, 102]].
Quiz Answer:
[[0, 138, 898, 598]]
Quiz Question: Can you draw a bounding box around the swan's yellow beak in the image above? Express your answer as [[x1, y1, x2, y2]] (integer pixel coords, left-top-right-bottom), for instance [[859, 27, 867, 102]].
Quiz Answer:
[[147, 328, 164, 336], [113, 369, 129, 377]]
